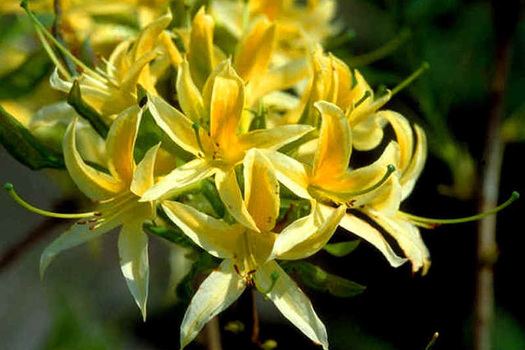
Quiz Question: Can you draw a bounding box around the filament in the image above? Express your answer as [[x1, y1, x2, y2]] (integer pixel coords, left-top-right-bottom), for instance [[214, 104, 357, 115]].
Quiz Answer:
[[400, 191, 519, 227], [254, 270, 279, 294], [391, 62, 430, 97], [192, 122, 206, 154], [3, 183, 98, 219]]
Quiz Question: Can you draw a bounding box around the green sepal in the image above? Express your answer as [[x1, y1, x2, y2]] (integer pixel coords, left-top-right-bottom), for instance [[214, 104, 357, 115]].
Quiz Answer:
[[324, 240, 361, 257], [281, 261, 366, 298], [67, 80, 109, 138], [176, 252, 219, 302], [0, 49, 52, 99], [0, 105, 65, 170]]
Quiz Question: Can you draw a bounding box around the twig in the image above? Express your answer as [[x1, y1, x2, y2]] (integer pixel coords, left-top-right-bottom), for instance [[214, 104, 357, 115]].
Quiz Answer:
[[0, 199, 76, 273], [204, 317, 222, 350], [473, 2, 519, 350], [251, 288, 261, 347]]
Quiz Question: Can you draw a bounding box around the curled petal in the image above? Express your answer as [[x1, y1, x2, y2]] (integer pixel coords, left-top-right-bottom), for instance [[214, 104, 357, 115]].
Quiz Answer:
[[180, 260, 245, 349], [118, 220, 149, 321], [131, 143, 161, 197], [162, 200, 240, 259], [64, 119, 123, 200], [255, 261, 329, 350]]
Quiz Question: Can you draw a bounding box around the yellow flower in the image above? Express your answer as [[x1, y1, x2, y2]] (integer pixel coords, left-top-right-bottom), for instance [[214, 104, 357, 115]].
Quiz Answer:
[[293, 48, 391, 151], [141, 60, 313, 232], [161, 149, 345, 349], [211, 0, 338, 61], [50, 12, 181, 119], [40, 105, 160, 319], [265, 101, 430, 273]]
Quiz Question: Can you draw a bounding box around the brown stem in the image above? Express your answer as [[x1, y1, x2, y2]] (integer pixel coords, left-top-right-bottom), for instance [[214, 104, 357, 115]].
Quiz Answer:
[[251, 288, 261, 347], [473, 2, 519, 349], [204, 317, 222, 350], [0, 199, 77, 273]]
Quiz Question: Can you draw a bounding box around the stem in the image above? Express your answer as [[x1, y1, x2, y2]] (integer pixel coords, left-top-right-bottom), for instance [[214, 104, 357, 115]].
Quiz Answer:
[[251, 288, 261, 347], [204, 317, 222, 350], [0, 199, 78, 272], [473, 2, 518, 349], [346, 28, 411, 67]]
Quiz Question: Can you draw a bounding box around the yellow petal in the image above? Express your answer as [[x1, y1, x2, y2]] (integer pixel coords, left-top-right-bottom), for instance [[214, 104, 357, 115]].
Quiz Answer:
[[243, 149, 279, 232], [273, 203, 345, 260], [118, 219, 149, 321], [209, 63, 245, 150], [215, 168, 260, 232], [233, 17, 276, 83], [176, 59, 207, 124], [106, 106, 141, 184], [339, 214, 407, 268], [64, 119, 123, 200], [162, 201, 241, 259], [132, 12, 172, 60], [256, 57, 309, 100], [320, 141, 400, 202], [147, 93, 203, 155], [365, 209, 431, 274], [159, 31, 183, 68], [188, 7, 215, 89], [40, 211, 122, 279], [120, 50, 158, 95], [263, 150, 311, 199], [400, 124, 427, 200], [254, 261, 329, 350], [239, 124, 314, 151], [311, 101, 352, 184], [180, 260, 245, 349], [331, 54, 353, 109], [131, 143, 161, 197], [351, 115, 386, 151], [378, 110, 414, 172], [141, 159, 216, 201]]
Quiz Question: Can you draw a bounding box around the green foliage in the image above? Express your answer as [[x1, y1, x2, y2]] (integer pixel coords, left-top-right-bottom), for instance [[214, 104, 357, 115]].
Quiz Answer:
[[324, 240, 361, 257], [281, 261, 366, 298], [0, 105, 65, 170], [201, 179, 226, 217], [176, 252, 219, 302], [67, 80, 109, 139], [144, 222, 197, 249], [0, 48, 52, 99]]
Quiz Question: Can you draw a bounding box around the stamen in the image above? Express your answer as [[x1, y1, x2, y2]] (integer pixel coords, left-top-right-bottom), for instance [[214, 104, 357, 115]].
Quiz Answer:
[[20, 0, 104, 81], [354, 90, 371, 109], [346, 28, 411, 67], [400, 191, 519, 227], [3, 183, 98, 219], [254, 271, 279, 294], [391, 62, 430, 97], [425, 332, 439, 350], [192, 123, 206, 154]]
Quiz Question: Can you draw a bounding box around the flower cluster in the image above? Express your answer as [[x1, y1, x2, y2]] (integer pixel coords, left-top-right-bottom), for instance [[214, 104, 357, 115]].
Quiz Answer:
[[1, 1, 435, 349]]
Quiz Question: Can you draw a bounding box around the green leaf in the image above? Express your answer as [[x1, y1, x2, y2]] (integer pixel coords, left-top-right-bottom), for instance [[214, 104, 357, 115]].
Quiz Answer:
[[0, 48, 52, 99], [176, 252, 219, 302], [324, 240, 361, 257], [144, 222, 197, 249], [281, 261, 366, 298], [201, 179, 226, 217], [67, 80, 109, 138], [0, 105, 65, 170]]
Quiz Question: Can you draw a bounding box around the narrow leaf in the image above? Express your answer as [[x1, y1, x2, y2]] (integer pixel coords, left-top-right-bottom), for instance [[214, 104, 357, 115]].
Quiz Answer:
[[67, 80, 109, 138], [0, 105, 65, 170], [281, 261, 366, 298]]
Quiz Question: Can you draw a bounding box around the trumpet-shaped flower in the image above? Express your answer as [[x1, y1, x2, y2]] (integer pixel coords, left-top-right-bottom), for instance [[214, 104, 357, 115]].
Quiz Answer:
[[161, 149, 345, 349], [50, 11, 181, 119], [141, 61, 313, 232], [265, 101, 430, 272], [40, 105, 160, 319]]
